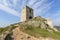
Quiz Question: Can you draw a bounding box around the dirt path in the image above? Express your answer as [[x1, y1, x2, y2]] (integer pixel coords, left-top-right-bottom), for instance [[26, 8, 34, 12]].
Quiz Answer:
[[12, 27, 55, 40], [13, 27, 40, 40]]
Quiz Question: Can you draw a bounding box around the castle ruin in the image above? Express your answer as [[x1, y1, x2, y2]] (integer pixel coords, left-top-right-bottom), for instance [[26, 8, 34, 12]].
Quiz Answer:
[[21, 6, 34, 22]]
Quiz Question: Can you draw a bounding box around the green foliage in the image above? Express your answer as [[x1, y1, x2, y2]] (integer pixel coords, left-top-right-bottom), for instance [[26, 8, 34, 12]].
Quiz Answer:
[[20, 26, 60, 40], [24, 25, 33, 30], [0, 16, 60, 40], [0, 25, 17, 35], [0, 26, 10, 35]]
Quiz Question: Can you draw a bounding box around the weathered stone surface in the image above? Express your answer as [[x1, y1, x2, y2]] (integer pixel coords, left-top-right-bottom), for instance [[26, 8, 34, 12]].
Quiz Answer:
[[21, 6, 34, 22], [13, 27, 39, 40], [21, 6, 53, 29], [12, 27, 55, 40], [0, 31, 9, 40], [46, 19, 53, 28]]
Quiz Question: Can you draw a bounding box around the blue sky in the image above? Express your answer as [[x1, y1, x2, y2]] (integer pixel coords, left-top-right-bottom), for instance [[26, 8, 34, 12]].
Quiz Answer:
[[0, 0, 60, 27]]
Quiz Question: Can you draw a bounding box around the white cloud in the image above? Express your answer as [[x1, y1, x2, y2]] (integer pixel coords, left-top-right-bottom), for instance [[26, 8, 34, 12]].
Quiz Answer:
[[1, 0, 18, 9], [0, 0, 2, 3], [49, 10, 60, 26], [13, 0, 18, 5], [3, 0, 8, 6], [53, 11, 60, 17], [26, 0, 53, 17], [0, 4, 20, 17], [34, 1, 54, 16], [53, 17, 60, 26], [32, 0, 45, 9], [28, 0, 37, 6]]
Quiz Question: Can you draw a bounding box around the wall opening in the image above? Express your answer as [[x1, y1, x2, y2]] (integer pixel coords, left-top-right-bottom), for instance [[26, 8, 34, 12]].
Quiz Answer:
[[29, 16, 32, 19]]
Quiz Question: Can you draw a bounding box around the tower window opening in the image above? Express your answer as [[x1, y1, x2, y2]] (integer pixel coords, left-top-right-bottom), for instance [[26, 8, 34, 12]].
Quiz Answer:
[[29, 16, 32, 19]]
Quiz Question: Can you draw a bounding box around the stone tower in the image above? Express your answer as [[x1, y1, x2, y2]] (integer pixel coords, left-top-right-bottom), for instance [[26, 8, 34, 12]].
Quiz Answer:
[[21, 6, 34, 22]]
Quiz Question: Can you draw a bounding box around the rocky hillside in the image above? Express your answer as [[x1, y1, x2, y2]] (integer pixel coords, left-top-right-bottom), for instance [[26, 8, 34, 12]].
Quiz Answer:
[[20, 16, 49, 29], [0, 16, 60, 40], [19, 16, 60, 40], [12, 27, 55, 40]]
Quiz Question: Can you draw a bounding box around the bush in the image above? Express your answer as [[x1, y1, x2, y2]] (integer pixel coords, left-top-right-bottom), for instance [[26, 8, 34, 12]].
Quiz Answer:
[[25, 26, 33, 30]]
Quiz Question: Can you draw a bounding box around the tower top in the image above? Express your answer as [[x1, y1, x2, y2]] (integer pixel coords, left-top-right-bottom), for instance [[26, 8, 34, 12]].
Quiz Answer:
[[23, 6, 33, 11], [21, 6, 34, 22]]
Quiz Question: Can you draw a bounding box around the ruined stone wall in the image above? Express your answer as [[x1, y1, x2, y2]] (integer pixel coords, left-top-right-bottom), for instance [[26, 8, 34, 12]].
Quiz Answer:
[[21, 6, 34, 22], [21, 6, 26, 22], [46, 19, 53, 28], [26, 6, 34, 20]]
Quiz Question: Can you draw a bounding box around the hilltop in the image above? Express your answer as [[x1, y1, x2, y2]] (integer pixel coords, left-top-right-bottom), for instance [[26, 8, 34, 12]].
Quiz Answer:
[[19, 16, 60, 40], [0, 16, 60, 40]]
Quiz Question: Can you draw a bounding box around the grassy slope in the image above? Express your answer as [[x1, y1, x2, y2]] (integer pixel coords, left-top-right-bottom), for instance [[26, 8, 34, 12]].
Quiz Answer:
[[20, 26, 60, 40], [0, 25, 17, 35], [0, 24, 60, 40], [0, 17, 60, 40], [0, 27, 9, 35]]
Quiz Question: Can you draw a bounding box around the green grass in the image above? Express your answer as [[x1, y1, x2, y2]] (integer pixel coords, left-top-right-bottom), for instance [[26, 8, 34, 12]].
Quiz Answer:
[[0, 24, 60, 40], [20, 26, 60, 40], [0, 26, 9, 35], [0, 25, 17, 35]]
